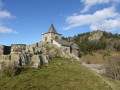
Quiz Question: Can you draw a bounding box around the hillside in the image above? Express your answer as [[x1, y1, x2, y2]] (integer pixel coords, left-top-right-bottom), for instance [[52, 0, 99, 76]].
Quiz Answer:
[[0, 57, 120, 90], [64, 30, 120, 64]]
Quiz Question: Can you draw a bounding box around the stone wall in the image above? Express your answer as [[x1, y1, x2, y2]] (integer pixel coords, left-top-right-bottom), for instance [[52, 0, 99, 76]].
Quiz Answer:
[[71, 43, 80, 57], [0, 45, 4, 55], [62, 46, 70, 54], [0, 45, 11, 55], [26, 43, 42, 54], [42, 33, 62, 43], [11, 44, 26, 54]]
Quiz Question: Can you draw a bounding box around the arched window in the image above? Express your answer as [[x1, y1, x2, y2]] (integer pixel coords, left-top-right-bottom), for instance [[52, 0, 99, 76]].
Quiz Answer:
[[55, 36, 58, 39]]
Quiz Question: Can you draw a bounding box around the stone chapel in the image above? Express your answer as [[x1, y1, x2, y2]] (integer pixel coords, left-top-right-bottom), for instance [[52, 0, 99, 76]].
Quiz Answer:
[[42, 24, 80, 57]]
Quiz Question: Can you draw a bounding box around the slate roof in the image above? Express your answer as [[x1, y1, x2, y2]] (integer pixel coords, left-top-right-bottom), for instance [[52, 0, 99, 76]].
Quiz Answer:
[[54, 39, 74, 47], [48, 24, 58, 34]]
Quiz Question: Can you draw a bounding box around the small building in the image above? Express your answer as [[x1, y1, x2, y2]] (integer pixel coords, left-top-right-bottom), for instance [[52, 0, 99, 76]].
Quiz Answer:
[[42, 24, 80, 57]]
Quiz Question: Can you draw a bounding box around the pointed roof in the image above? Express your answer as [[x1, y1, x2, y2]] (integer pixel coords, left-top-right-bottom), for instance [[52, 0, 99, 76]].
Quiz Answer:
[[48, 24, 58, 34]]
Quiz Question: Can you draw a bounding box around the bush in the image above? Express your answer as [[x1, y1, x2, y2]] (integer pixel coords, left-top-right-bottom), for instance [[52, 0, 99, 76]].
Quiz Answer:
[[114, 43, 120, 52], [105, 56, 120, 80], [77, 40, 106, 55]]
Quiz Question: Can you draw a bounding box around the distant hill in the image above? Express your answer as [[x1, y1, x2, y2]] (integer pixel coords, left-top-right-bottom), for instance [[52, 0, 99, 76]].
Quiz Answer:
[[0, 57, 120, 90], [63, 30, 120, 64]]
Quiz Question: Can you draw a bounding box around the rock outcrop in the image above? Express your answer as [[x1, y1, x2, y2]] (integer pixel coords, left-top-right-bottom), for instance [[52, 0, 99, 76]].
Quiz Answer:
[[0, 42, 72, 70], [11, 44, 26, 54], [0, 45, 4, 55], [88, 30, 103, 41]]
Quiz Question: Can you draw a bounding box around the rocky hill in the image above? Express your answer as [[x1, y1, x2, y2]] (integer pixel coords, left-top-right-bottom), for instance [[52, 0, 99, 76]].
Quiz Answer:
[[64, 30, 120, 64]]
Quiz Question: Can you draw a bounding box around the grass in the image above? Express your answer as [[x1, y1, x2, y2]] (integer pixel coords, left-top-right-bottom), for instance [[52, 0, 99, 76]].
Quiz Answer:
[[0, 57, 120, 90]]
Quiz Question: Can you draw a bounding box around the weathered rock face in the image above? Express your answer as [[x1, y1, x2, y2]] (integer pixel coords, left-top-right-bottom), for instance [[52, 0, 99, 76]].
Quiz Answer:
[[0, 55, 10, 62], [88, 30, 103, 41], [20, 54, 30, 66], [11, 54, 20, 63], [11, 44, 26, 54], [41, 54, 49, 64], [0, 45, 4, 55], [31, 55, 41, 68], [30, 54, 50, 68], [0, 42, 78, 70], [26, 43, 43, 54]]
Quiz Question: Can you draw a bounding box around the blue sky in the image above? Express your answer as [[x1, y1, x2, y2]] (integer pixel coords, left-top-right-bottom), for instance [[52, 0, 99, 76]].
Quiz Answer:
[[0, 0, 120, 45]]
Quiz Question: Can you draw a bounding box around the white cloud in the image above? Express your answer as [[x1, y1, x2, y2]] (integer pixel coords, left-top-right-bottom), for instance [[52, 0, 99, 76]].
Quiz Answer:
[[64, 6, 120, 31], [81, 0, 110, 13], [90, 18, 120, 31], [0, 25, 18, 34], [0, 0, 18, 34], [0, 10, 13, 19], [81, 0, 120, 13]]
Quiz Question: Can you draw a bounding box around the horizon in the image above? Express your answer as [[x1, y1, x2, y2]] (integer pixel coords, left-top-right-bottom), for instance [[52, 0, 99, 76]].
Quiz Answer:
[[0, 0, 120, 45]]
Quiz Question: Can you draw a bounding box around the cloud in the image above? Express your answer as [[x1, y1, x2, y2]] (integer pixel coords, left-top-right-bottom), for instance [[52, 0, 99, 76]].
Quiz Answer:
[[0, 25, 18, 34], [81, 0, 120, 13], [64, 6, 120, 31], [81, 0, 110, 13], [0, 10, 13, 19], [90, 18, 120, 31], [0, 0, 18, 34]]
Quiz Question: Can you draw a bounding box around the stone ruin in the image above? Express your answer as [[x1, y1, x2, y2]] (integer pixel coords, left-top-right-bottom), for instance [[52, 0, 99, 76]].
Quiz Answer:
[[11, 44, 26, 54], [0, 45, 4, 55], [0, 42, 66, 71], [0, 45, 11, 55]]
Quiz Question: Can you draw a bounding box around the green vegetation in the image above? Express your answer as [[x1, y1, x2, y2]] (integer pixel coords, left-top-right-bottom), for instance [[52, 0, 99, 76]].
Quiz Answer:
[[0, 57, 120, 90], [77, 40, 106, 55], [114, 43, 120, 52], [63, 31, 120, 55], [103, 31, 120, 39]]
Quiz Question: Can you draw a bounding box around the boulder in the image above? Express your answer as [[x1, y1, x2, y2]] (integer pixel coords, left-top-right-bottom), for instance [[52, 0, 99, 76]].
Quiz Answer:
[[20, 54, 29, 65], [0, 60, 18, 71], [11, 44, 26, 54], [0, 45, 4, 55], [31, 55, 41, 68], [41, 54, 49, 64], [0, 55, 10, 62], [10, 54, 20, 65]]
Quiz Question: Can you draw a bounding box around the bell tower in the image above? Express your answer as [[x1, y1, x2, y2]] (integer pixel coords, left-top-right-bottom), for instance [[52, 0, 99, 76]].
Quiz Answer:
[[42, 24, 62, 43]]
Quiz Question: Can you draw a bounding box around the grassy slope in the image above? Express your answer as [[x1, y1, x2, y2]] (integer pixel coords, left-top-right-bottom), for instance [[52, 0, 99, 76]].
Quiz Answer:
[[0, 57, 120, 90]]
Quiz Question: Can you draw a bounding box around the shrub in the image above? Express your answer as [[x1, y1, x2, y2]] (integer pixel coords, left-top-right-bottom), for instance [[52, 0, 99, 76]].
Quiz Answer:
[[105, 56, 120, 80]]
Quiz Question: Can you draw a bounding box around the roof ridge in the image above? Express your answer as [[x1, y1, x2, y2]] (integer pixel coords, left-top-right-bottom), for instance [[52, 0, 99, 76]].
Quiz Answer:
[[48, 24, 58, 34]]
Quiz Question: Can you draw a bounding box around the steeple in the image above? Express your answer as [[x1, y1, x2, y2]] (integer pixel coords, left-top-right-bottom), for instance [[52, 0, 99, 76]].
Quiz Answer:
[[48, 24, 58, 34]]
